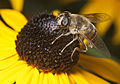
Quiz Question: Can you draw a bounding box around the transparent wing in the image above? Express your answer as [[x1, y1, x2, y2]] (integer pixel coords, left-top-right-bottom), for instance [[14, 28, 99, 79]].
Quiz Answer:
[[82, 25, 111, 58], [90, 33, 111, 58], [81, 13, 110, 23]]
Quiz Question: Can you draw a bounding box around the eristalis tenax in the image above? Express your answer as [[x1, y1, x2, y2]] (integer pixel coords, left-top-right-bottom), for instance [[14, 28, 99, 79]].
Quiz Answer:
[[51, 11, 111, 61]]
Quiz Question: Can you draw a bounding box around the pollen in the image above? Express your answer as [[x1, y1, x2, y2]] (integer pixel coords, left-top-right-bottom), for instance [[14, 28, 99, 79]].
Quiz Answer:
[[15, 13, 79, 73]]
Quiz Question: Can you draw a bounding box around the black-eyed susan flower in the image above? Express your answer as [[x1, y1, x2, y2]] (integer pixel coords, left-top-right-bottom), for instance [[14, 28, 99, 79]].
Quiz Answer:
[[0, 9, 120, 84], [80, 0, 120, 45]]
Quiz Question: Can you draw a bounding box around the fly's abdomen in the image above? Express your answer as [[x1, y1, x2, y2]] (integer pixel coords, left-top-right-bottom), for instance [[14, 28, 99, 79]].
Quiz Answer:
[[85, 24, 97, 43]]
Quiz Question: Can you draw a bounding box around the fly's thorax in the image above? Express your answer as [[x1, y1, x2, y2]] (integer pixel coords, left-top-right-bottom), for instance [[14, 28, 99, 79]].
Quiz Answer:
[[70, 14, 89, 27], [69, 26, 79, 34], [69, 14, 78, 26], [69, 14, 90, 34]]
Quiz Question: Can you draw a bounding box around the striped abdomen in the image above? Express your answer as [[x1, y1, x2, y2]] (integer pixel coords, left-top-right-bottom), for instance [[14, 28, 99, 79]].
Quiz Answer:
[[84, 23, 97, 44]]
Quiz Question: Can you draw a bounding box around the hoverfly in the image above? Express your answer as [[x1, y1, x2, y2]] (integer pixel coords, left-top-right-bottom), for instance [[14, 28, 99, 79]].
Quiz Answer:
[[51, 11, 111, 61]]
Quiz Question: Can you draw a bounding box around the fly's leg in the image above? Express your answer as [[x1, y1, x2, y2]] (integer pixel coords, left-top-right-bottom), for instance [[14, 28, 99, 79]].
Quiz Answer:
[[71, 47, 80, 62], [51, 32, 71, 44], [78, 37, 88, 52], [51, 33, 64, 44], [71, 38, 88, 62], [88, 42, 93, 48], [60, 36, 78, 55], [52, 26, 60, 31]]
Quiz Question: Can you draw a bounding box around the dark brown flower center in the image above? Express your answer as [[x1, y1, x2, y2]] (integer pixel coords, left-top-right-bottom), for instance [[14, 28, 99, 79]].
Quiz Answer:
[[15, 13, 79, 73]]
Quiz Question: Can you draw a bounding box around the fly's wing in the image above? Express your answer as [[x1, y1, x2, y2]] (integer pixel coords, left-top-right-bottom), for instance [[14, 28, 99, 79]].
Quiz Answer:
[[82, 24, 111, 58], [89, 33, 111, 58], [81, 13, 110, 23]]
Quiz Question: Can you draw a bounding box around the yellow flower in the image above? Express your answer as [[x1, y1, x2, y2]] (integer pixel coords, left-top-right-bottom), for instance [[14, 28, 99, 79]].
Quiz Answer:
[[0, 9, 120, 84], [80, 0, 120, 45], [9, 0, 24, 11]]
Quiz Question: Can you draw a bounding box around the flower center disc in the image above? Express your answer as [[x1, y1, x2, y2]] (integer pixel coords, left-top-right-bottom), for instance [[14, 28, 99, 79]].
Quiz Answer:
[[15, 13, 79, 73]]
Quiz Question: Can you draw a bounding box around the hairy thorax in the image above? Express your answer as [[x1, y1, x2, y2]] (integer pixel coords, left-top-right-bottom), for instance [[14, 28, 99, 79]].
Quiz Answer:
[[69, 14, 89, 34]]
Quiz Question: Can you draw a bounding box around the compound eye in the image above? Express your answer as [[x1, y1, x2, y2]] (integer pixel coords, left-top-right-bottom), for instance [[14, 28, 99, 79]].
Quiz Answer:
[[61, 17, 69, 27]]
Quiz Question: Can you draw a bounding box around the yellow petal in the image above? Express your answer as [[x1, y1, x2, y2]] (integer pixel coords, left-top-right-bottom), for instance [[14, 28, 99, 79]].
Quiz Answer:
[[10, 0, 24, 11], [0, 33, 16, 43], [0, 60, 26, 72], [0, 9, 27, 32], [54, 73, 60, 84], [0, 41, 16, 49], [0, 37, 15, 48], [43, 73, 49, 84], [57, 73, 65, 84], [96, 21, 112, 36], [68, 68, 89, 84], [0, 35, 16, 50], [0, 61, 27, 84], [68, 74, 75, 84], [23, 68, 35, 84], [0, 73, 16, 84], [112, 1, 120, 45], [112, 16, 120, 45], [0, 20, 17, 41], [80, 0, 115, 36], [47, 73, 53, 84], [74, 66, 110, 84], [0, 54, 19, 70], [1, 60, 26, 72], [0, 48, 17, 60], [30, 68, 39, 84], [0, 44, 15, 50], [79, 54, 120, 83], [0, 38, 15, 44], [47, 73, 59, 84], [16, 65, 33, 84], [39, 72, 44, 84], [59, 73, 71, 84]]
